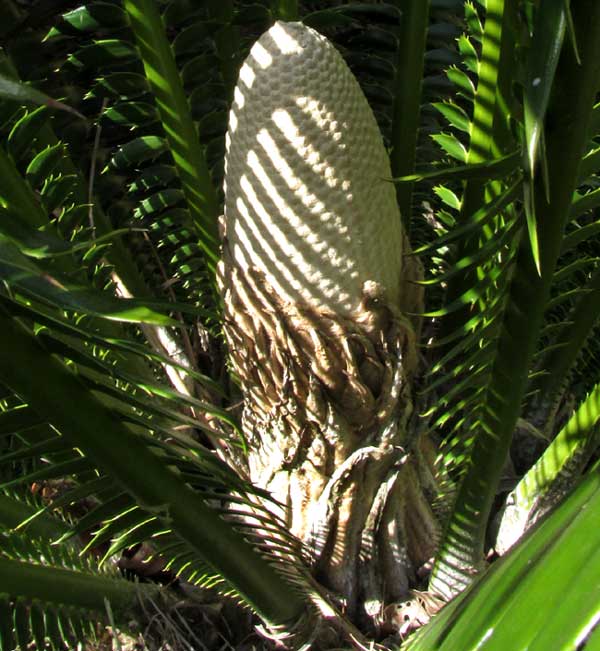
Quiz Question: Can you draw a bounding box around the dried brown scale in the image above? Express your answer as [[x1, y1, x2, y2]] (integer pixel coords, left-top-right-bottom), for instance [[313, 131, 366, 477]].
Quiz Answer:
[[219, 251, 410, 439]]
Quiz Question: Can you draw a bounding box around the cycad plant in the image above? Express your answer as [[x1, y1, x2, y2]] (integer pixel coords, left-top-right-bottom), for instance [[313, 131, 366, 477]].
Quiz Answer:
[[1, 1, 600, 650]]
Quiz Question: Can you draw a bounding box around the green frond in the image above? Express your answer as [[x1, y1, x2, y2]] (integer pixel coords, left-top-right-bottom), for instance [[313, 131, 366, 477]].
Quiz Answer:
[[413, 178, 521, 255], [408, 465, 600, 651], [0, 491, 70, 540], [388, 0, 430, 229], [526, 264, 600, 430], [430, 0, 600, 597], [123, 0, 220, 267], [0, 490, 159, 651], [497, 383, 600, 553], [38, 2, 228, 321], [0, 307, 311, 627], [0, 71, 81, 118], [523, 0, 567, 186], [0, 113, 312, 628], [0, 535, 162, 651]]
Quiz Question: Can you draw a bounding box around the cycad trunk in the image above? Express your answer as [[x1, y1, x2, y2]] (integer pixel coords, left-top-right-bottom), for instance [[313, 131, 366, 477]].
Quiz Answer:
[[219, 21, 440, 624]]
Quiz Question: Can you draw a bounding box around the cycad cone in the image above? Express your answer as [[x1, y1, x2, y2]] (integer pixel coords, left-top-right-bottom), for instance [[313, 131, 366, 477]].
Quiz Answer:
[[220, 23, 434, 610], [223, 21, 404, 317]]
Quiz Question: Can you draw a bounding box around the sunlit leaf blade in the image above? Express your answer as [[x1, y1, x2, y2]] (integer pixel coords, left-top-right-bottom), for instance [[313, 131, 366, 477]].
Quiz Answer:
[[497, 382, 600, 553], [388, 0, 430, 227], [434, 185, 461, 210], [457, 34, 478, 73], [391, 151, 519, 184], [523, 178, 542, 274], [464, 2, 483, 41], [524, 0, 566, 180], [0, 237, 178, 325], [45, 2, 128, 38], [432, 101, 471, 133], [408, 466, 600, 651], [413, 179, 521, 255], [431, 133, 468, 162], [122, 0, 221, 272], [107, 135, 168, 170], [446, 66, 475, 100], [25, 143, 65, 187], [0, 73, 83, 119]]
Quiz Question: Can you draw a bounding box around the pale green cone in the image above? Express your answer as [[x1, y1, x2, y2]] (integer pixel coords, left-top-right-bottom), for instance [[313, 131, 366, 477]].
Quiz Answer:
[[223, 21, 405, 318]]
